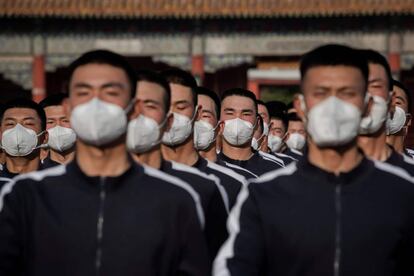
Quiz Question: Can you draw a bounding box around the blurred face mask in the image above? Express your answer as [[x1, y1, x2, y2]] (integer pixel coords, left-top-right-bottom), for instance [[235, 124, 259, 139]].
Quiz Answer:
[[306, 96, 362, 147], [162, 108, 197, 146], [127, 114, 166, 153], [70, 98, 131, 147], [386, 106, 407, 135], [47, 126, 76, 152], [251, 134, 265, 151], [1, 124, 45, 157], [268, 134, 284, 153], [223, 117, 255, 146], [263, 122, 269, 136], [286, 133, 306, 151], [359, 94, 388, 135], [193, 120, 218, 150]]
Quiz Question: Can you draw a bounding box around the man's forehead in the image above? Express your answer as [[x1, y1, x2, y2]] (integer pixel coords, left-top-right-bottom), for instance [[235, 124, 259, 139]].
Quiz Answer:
[[198, 95, 215, 109], [71, 63, 130, 86], [222, 95, 255, 109], [4, 107, 38, 119]]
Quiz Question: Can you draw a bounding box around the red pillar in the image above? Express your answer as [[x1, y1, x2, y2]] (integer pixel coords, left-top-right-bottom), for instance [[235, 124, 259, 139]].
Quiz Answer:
[[32, 55, 46, 103], [247, 79, 260, 99], [388, 52, 401, 77], [191, 55, 204, 85]]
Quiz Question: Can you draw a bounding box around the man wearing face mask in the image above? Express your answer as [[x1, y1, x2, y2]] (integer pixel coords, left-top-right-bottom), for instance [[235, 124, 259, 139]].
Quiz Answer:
[[267, 110, 298, 165], [217, 88, 283, 179], [131, 69, 229, 261], [39, 93, 76, 165], [357, 50, 414, 174], [386, 80, 413, 157], [252, 115, 285, 166], [0, 98, 54, 184], [256, 100, 271, 152], [214, 44, 414, 276], [0, 50, 209, 276], [284, 112, 306, 158], [193, 86, 247, 208]]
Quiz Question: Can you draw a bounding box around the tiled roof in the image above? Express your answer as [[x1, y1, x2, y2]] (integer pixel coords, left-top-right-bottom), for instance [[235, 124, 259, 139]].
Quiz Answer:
[[1, 0, 413, 18]]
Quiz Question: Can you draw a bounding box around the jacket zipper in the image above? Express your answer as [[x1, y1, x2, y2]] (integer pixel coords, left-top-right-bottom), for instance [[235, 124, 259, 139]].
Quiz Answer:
[[95, 177, 106, 276], [334, 181, 342, 276]]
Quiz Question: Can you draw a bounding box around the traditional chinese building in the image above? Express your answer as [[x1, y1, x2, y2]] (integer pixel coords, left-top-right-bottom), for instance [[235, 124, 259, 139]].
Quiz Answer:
[[1, 1, 414, 136]]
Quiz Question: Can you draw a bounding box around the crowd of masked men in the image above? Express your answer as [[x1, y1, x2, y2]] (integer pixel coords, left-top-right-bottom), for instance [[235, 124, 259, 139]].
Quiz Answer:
[[0, 44, 414, 276]]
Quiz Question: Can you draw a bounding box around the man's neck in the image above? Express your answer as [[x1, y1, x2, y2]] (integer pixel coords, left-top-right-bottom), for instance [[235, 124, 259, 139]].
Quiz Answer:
[[221, 139, 253, 161], [49, 149, 75, 165], [132, 146, 163, 169], [386, 135, 405, 154], [6, 155, 40, 174], [308, 141, 363, 175], [358, 128, 391, 161], [161, 139, 199, 166], [199, 143, 217, 163], [76, 139, 131, 177]]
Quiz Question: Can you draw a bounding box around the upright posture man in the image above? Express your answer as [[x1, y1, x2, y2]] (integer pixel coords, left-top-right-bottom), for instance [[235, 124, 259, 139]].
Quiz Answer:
[[0, 50, 209, 275], [214, 44, 414, 276], [386, 80, 413, 157], [0, 98, 54, 183], [128, 70, 231, 262], [39, 93, 76, 165], [217, 88, 283, 179]]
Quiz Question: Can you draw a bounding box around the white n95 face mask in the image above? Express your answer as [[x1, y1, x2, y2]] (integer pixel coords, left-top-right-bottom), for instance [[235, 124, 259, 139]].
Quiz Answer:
[[306, 96, 362, 147], [268, 134, 284, 153], [286, 133, 306, 151], [1, 124, 45, 156], [223, 118, 255, 146], [70, 98, 129, 147], [193, 120, 217, 150], [162, 110, 197, 146], [359, 94, 388, 135], [251, 134, 265, 151], [263, 122, 269, 136], [386, 106, 407, 135], [127, 114, 165, 153], [47, 126, 76, 152]]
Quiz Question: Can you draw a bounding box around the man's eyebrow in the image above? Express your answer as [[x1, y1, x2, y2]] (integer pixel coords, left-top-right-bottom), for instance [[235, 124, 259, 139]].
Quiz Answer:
[[201, 109, 214, 115], [143, 99, 162, 105], [174, 100, 191, 105], [241, 109, 254, 113], [368, 78, 386, 84], [72, 82, 93, 89], [101, 82, 126, 90], [223, 108, 235, 112], [395, 95, 407, 103]]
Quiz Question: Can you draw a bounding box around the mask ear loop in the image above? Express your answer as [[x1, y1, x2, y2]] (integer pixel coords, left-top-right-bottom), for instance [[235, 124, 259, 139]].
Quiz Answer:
[[298, 94, 307, 113], [124, 98, 137, 115]]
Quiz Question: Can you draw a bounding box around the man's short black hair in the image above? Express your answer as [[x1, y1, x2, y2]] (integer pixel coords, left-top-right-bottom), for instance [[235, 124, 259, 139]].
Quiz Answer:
[[67, 49, 137, 99], [136, 70, 171, 113], [1, 98, 47, 131], [270, 112, 288, 131], [300, 44, 369, 91], [266, 101, 287, 115], [161, 68, 198, 106], [287, 112, 303, 123], [39, 93, 68, 109], [257, 114, 264, 135], [360, 49, 393, 91], [393, 79, 412, 113], [194, 86, 221, 118], [221, 88, 258, 114]]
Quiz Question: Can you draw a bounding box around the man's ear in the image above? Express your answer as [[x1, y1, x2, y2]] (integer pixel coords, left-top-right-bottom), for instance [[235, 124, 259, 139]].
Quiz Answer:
[[294, 94, 306, 121], [41, 131, 49, 145], [218, 120, 225, 136], [407, 114, 412, 127]]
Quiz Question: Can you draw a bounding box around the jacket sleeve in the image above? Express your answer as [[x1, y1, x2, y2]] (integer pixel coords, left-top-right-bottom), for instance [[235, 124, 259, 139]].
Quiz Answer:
[[205, 184, 229, 262], [177, 194, 210, 276], [213, 184, 265, 276], [0, 180, 24, 276]]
